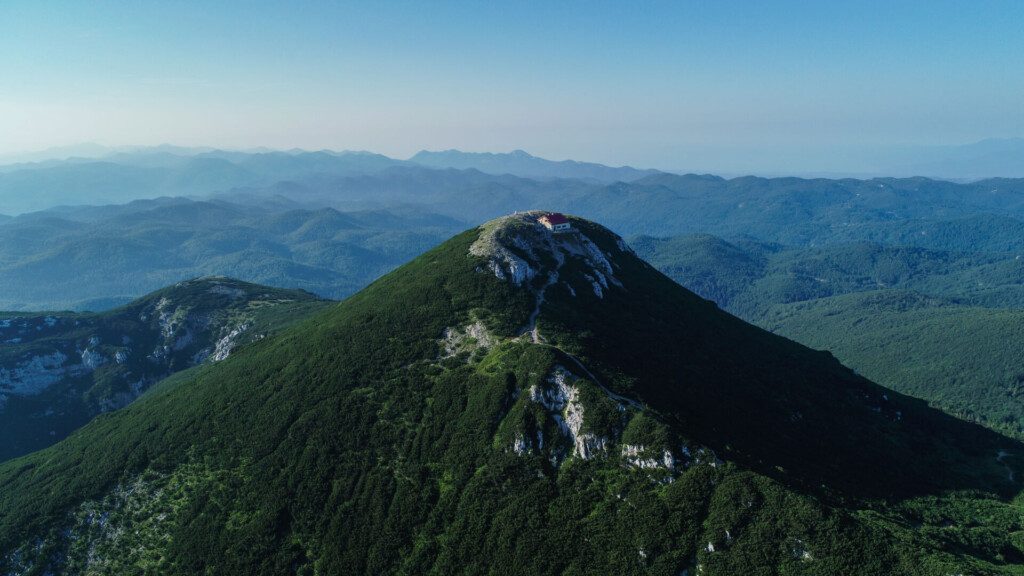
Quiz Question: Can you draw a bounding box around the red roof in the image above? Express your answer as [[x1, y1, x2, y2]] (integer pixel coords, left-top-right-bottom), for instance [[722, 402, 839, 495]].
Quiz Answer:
[[540, 212, 569, 225]]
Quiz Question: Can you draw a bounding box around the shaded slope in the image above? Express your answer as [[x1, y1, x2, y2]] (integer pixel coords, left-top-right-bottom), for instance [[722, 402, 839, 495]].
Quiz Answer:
[[635, 233, 1024, 438], [760, 290, 1024, 438], [526, 219, 1017, 500]]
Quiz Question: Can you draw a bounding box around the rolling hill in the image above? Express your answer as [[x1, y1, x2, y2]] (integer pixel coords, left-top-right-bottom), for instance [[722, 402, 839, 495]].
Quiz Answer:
[[632, 234, 1024, 314], [0, 199, 462, 310], [0, 214, 1020, 575]]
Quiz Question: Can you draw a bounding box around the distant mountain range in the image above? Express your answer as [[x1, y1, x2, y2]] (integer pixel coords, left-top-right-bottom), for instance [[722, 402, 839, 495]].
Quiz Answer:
[[5, 137, 1024, 183], [0, 148, 655, 215], [7, 170, 1024, 310], [0, 150, 408, 215], [874, 138, 1024, 179], [409, 148, 659, 181], [3, 141, 1024, 215]]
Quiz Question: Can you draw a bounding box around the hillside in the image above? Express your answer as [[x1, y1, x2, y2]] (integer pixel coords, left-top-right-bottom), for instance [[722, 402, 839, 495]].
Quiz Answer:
[[632, 234, 1024, 314], [0, 277, 329, 462], [0, 214, 1021, 575]]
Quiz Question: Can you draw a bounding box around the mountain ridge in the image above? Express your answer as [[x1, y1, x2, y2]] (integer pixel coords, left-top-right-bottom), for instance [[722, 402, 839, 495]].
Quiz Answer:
[[0, 277, 330, 462]]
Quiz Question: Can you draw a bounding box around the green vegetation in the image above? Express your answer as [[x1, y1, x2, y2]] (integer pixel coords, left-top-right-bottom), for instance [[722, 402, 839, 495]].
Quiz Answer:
[[0, 216, 1021, 574], [632, 234, 1024, 314]]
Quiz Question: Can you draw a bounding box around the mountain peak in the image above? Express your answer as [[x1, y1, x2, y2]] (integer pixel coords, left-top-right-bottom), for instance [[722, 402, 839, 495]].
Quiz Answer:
[[470, 211, 629, 303]]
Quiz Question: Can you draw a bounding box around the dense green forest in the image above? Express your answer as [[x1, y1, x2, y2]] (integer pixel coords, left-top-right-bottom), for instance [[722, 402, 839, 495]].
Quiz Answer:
[[0, 215, 1021, 574]]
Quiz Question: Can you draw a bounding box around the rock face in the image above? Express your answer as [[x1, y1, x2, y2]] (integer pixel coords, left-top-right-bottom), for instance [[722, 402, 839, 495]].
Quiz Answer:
[[439, 320, 493, 360], [0, 351, 73, 396], [525, 365, 612, 461], [470, 211, 625, 297], [505, 360, 701, 475], [469, 211, 631, 346]]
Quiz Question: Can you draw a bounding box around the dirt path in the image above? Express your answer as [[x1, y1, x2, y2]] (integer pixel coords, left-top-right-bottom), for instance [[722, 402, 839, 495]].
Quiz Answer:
[[520, 270, 559, 344], [533, 342, 643, 410], [518, 235, 564, 344]]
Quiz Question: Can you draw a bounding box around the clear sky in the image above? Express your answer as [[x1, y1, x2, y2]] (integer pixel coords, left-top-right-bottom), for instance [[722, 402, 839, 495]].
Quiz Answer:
[[1, 1, 1022, 172]]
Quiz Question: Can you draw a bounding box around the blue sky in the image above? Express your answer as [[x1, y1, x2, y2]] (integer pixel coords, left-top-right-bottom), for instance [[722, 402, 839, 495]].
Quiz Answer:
[[1, 1, 1022, 172]]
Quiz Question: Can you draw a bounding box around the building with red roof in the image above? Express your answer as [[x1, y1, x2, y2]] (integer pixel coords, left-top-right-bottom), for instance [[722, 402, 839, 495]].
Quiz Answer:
[[538, 212, 572, 232]]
